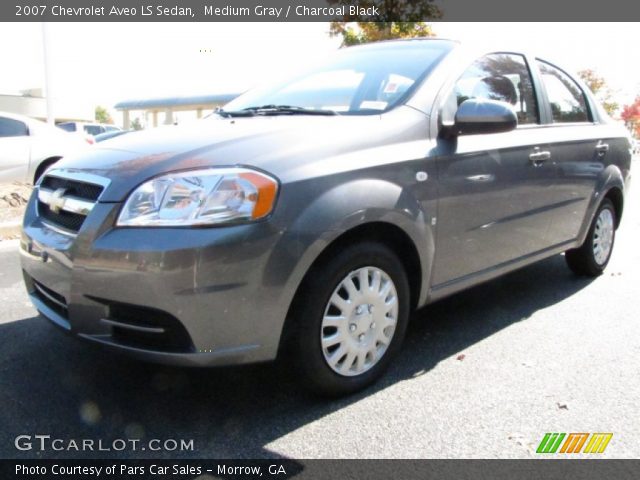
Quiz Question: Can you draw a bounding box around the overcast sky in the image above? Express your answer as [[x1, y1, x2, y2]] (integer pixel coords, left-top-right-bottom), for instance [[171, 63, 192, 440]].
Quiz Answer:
[[0, 22, 638, 120]]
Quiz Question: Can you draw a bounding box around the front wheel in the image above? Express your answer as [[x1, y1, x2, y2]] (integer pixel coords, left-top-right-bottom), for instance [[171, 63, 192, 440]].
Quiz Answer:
[[565, 198, 616, 277], [289, 242, 410, 396]]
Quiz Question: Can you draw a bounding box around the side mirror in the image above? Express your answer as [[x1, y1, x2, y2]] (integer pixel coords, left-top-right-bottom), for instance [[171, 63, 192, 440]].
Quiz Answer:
[[452, 98, 518, 136]]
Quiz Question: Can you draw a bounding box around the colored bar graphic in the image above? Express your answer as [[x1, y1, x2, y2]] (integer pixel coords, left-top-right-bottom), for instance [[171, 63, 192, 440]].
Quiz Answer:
[[537, 433, 613, 454], [549, 433, 566, 453], [584, 433, 613, 453], [536, 433, 552, 453], [543, 433, 559, 453], [596, 434, 613, 453], [574, 433, 590, 453], [560, 433, 589, 453], [537, 433, 566, 453]]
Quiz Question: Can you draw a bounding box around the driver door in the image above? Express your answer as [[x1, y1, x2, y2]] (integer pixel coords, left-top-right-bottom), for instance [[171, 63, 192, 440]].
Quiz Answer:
[[432, 53, 557, 286]]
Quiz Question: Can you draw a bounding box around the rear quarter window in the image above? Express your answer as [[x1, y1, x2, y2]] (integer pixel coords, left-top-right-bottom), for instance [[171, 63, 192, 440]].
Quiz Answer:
[[536, 61, 590, 123]]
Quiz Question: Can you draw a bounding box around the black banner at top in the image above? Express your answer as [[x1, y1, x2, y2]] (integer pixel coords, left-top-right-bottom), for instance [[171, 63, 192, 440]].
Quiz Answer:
[[3, 0, 640, 22]]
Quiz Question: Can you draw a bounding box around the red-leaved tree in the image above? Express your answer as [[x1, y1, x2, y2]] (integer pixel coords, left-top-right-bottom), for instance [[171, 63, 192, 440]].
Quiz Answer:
[[621, 97, 640, 138]]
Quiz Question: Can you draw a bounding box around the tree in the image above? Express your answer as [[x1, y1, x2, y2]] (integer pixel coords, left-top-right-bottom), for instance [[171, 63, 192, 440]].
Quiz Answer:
[[330, 22, 436, 46], [621, 97, 640, 138], [577, 69, 619, 117], [328, 2, 442, 46], [94, 106, 113, 124], [130, 118, 143, 131]]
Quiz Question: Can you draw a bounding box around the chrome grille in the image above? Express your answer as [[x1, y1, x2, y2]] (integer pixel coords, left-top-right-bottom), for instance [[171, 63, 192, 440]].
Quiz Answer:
[[36, 170, 109, 234], [40, 176, 102, 201], [38, 202, 87, 232]]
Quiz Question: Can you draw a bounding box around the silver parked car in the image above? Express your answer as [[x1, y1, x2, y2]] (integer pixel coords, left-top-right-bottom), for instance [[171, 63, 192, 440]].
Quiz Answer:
[[0, 112, 87, 183], [21, 39, 632, 395], [57, 121, 122, 137]]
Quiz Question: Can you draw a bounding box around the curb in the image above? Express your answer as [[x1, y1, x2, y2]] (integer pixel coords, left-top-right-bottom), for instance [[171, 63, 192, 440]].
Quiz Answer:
[[0, 220, 21, 240]]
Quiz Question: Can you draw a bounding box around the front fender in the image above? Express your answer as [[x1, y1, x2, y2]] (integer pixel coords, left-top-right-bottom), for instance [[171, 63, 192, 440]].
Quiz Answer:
[[264, 176, 434, 327]]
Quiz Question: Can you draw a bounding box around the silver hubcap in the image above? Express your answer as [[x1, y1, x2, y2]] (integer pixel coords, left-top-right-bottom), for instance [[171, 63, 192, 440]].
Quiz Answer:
[[593, 208, 614, 265], [321, 266, 398, 377]]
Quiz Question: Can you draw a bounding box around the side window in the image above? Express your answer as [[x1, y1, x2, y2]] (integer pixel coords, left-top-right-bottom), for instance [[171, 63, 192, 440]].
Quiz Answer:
[[452, 53, 539, 125], [536, 61, 589, 123], [85, 125, 102, 136], [0, 117, 29, 137], [57, 123, 76, 132]]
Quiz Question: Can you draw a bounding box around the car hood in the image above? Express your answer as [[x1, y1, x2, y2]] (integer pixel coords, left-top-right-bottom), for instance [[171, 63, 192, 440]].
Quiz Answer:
[[52, 110, 424, 202]]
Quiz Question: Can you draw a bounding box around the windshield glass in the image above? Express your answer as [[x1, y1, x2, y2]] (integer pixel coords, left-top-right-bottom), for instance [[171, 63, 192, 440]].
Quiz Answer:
[[224, 40, 454, 115]]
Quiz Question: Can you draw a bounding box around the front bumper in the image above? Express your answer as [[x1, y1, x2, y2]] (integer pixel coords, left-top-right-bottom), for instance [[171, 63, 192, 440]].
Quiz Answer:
[[20, 194, 290, 367]]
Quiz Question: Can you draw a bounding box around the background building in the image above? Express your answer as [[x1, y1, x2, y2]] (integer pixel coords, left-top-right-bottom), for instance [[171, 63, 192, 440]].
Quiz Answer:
[[0, 89, 93, 123], [114, 93, 239, 129]]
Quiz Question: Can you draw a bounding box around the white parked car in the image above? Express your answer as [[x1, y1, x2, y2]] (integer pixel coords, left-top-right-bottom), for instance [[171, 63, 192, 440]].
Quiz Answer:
[[0, 112, 87, 184], [57, 121, 121, 137]]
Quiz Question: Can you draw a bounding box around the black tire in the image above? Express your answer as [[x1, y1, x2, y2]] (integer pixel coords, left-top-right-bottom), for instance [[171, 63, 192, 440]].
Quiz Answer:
[[288, 242, 410, 396], [565, 198, 616, 277]]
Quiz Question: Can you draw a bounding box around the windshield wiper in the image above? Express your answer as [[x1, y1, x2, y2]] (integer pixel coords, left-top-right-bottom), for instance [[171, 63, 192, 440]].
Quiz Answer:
[[217, 105, 338, 117], [215, 107, 254, 118]]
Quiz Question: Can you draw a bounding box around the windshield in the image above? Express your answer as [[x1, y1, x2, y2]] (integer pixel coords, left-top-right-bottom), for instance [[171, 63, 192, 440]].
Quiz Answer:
[[224, 40, 454, 115]]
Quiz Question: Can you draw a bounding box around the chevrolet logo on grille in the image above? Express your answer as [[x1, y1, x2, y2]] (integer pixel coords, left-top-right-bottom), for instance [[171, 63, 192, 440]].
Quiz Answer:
[[38, 184, 97, 219], [47, 188, 67, 214]]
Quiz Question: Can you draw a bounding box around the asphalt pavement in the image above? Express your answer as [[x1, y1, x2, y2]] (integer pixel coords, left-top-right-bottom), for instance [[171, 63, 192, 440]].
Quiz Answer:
[[0, 168, 638, 459]]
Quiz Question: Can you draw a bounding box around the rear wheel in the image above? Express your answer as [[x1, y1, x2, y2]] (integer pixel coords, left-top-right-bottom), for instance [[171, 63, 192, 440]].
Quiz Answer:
[[289, 242, 410, 396], [565, 198, 616, 277]]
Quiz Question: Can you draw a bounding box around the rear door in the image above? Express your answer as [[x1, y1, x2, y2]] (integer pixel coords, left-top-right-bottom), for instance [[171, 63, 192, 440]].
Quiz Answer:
[[533, 60, 611, 244], [432, 53, 557, 286], [0, 116, 31, 183]]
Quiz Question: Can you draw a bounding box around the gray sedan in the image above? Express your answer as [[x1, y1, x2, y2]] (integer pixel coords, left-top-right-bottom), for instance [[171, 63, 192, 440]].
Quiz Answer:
[[21, 39, 632, 395]]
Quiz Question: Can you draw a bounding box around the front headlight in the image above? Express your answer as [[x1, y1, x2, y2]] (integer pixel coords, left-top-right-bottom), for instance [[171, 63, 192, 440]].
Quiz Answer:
[[117, 167, 278, 227]]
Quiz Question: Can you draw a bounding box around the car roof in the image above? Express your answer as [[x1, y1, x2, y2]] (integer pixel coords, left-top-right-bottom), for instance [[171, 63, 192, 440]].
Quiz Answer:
[[343, 39, 541, 67]]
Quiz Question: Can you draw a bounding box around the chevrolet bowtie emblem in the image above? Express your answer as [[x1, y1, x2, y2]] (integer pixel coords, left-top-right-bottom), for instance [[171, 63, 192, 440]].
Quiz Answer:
[[47, 188, 67, 214]]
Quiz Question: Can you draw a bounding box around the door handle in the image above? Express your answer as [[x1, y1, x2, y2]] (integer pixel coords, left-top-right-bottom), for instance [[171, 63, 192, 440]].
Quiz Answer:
[[466, 174, 495, 183], [595, 141, 609, 155], [529, 148, 551, 166]]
